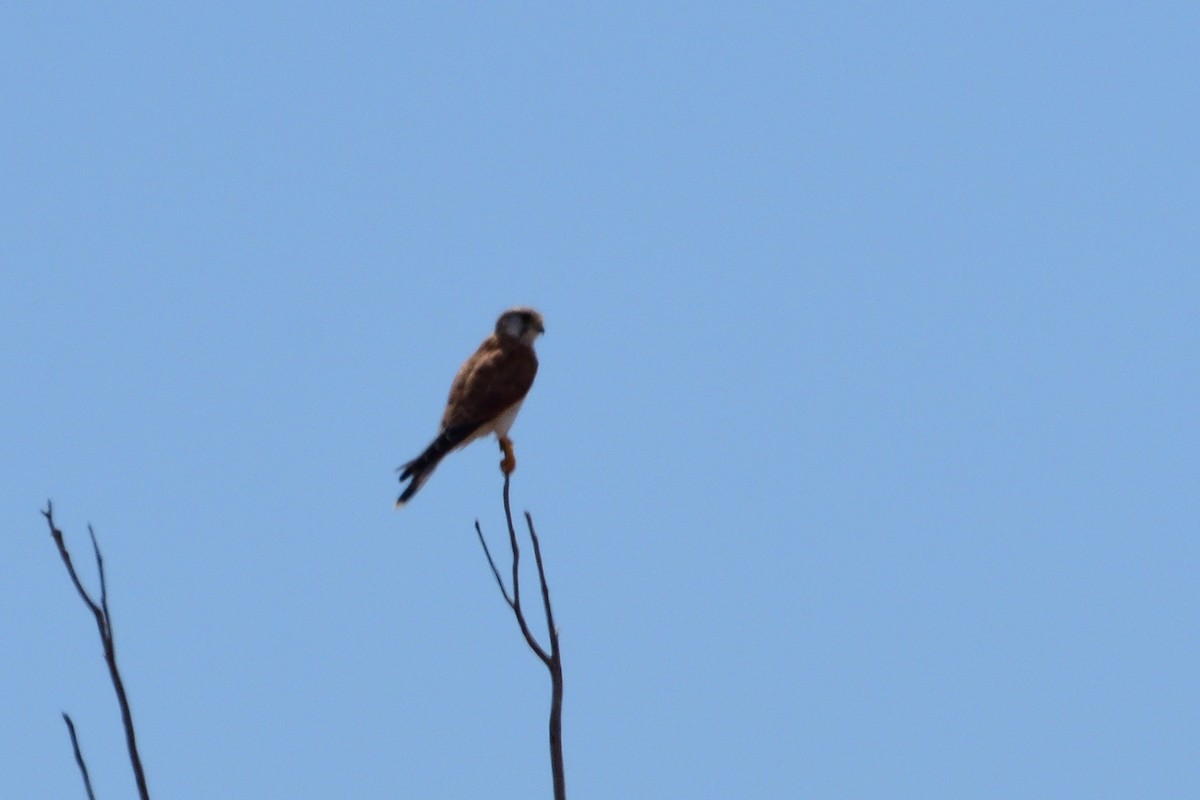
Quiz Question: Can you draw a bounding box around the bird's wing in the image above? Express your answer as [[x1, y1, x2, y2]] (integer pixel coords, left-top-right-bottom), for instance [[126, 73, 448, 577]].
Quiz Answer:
[[441, 335, 538, 434]]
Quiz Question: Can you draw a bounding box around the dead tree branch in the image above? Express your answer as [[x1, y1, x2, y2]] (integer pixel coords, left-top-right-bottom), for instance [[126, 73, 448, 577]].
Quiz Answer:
[[61, 713, 97, 800], [473, 475, 566, 800], [42, 501, 151, 800]]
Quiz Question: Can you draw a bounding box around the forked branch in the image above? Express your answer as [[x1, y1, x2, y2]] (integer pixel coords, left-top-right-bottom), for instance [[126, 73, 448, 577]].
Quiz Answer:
[[42, 501, 151, 800], [473, 476, 566, 800]]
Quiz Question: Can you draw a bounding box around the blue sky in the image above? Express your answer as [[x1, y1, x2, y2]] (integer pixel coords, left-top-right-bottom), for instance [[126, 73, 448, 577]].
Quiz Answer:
[[2, 3, 1197, 798]]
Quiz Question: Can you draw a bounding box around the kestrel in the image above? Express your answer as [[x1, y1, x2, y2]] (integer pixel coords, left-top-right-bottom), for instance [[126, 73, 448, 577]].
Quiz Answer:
[[396, 307, 545, 507]]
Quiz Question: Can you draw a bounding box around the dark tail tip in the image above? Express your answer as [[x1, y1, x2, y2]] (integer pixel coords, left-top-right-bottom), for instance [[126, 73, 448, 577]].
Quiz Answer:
[[395, 426, 473, 509]]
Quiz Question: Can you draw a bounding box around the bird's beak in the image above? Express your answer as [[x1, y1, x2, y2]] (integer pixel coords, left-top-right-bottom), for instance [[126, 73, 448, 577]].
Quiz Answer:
[[536, 321, 546, 334]]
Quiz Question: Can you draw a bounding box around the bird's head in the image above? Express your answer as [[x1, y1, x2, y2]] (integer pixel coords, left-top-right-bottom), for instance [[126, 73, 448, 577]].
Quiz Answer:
[[496, 307, 545, 346]]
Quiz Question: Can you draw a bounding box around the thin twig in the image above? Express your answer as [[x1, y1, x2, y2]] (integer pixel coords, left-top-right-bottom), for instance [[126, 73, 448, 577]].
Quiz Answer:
[[43, 501, 151, 800], [525, 511, 565, 800], [90, 526, 111, 637], [474, 520, 514, 607], [526, 512, 559, 657], [62, 713, 97, 800], [504, 478, 523, 630]]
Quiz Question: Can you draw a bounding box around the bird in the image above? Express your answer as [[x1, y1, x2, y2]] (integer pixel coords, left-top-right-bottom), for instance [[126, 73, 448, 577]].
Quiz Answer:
[[396, 307, 545, 507]]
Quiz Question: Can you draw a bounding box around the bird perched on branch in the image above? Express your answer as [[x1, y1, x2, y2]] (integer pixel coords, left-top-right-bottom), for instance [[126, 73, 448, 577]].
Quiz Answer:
[[396, 307, 545, 507]]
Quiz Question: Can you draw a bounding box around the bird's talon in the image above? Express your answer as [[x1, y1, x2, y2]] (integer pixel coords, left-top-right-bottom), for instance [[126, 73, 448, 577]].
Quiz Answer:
[[499, 437, 517, 475]]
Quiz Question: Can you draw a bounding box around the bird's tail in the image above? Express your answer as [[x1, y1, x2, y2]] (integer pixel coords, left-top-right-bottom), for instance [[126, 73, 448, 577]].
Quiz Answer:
[[395, 425, 473, 507]]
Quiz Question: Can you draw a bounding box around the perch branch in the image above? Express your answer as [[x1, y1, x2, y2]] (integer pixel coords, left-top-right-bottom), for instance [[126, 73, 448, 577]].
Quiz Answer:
[[473, 474, 566, 800]]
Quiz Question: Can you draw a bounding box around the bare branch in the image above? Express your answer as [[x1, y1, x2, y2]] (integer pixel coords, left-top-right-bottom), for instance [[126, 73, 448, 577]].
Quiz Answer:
[[471, 476, 566, 799], [479, 475, 551, 664], [61, 713, 97, 800], [526, 512, 559, 657], [525, 511, 565, 800], [43, 502, 151, 800], [42, 502, 104, 626], [474, 520, 515, 608], [89, 525, 112, 638]]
